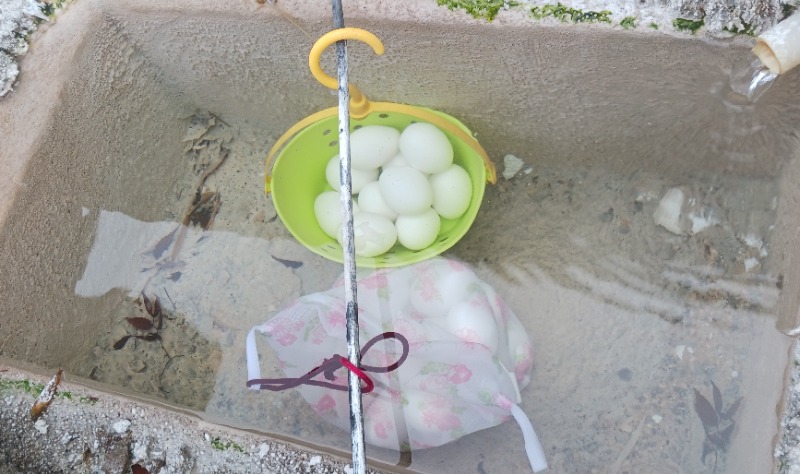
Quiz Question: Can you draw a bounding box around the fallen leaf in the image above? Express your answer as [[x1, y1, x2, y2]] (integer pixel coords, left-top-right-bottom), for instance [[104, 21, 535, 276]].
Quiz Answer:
[[113, 336, 132, 350], [694, 388, 718, 429], [186, 192, 222, 229], [711, 380, 723, 415], [142, 293, 155, 315], [126, 317, 153, 331], [31, 369, 63, 420], [152, 296, 162, 318], [149, 227, 179, 259], [272, 255, 303, 269], [131, 463, 150, 474], [718, 422, 735, 447]]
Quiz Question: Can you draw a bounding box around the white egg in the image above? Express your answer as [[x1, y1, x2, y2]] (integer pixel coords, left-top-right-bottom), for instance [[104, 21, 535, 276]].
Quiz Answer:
[[399, 122, 453, 174], [409, 269, 479, 319], [395, 209, 441, 251], [363, 399, 400, 449], [336, 212, 397, 257], [382, 152, 410, 169], [429, 164, 472, 219], [315, 192, 362, 239], [351, 125, 400, 170], [314, 191, 342, 238], [325, 155, 379, 195], [445, 297, 499, 353], [507, 317, 533, 366], [357, 181, 397, 221], [378, 166, 433, 215], [402, 390, 439, 440], [326, 155, 380, 194]]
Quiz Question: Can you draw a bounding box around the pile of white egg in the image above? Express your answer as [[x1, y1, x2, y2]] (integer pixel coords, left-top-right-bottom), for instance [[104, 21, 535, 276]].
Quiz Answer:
[[314, 122, 473, 257]]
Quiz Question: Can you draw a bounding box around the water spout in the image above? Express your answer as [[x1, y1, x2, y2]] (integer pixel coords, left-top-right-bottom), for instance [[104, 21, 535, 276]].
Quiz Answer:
[[725, 11, 799, 103], [753, 11, 800, 75], [727, 56, 777, 102]]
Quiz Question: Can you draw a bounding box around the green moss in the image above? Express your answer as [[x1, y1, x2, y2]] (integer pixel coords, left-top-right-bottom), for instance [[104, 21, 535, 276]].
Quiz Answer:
[[40, 0, 67, 18], [673, 17, 704, 34], [0, 378, 45, 396], [722, 14, 758, 36], [79, 395, 98, 405], [530, 3, 612, 23], [620, 16, 636, 29], [648, 22, 659, 29], [210, 437, 244, 453], [435, 0, 518, 21], [33, 0, 71, 26], [723, 22, 756, 36], [0, 377, 95, 404]]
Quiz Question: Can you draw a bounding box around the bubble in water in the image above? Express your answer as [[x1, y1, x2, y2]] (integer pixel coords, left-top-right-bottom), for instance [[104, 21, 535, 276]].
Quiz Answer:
[[727, 56, 778, 103]]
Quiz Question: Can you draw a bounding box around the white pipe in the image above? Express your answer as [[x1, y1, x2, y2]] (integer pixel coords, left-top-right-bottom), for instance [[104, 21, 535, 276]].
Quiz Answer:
[[753, 11, 800, 74]]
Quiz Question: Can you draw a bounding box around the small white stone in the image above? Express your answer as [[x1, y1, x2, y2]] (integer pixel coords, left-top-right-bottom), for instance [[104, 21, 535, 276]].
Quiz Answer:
[[112, 419, 131, 434], [502, 154, 525, 180], [34, 418, 48, 435], [651, 414, 663, 424], [688, 210, 719, 235], [653, 188, 685, 235], [309, 455, 322, 466], [744, 257, 760, 272], [82, 207, 90, 217], [257, 443, 270, 458], [675, 345, 686, 360], [732, 370, 739, 378], [344, 465, 354, 474], [132, 440, 148, 460], [743, 233, 763, 249]]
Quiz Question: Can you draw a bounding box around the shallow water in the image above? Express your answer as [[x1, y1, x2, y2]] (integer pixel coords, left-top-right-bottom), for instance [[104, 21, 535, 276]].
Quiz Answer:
[[57, 110, 790, 473], [1, 10, 800, 474]]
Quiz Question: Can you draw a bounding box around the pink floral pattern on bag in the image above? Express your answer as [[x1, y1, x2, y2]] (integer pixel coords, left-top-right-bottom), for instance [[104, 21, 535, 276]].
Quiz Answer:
[[314, 394, 337, 416], [419, 374, 451, 392], [250, 258, 535, 453], [361, 272, 389, 290], [447, 364, 472, 384], [265, 316, 304, 346], [417, 276, 440, 303], [325, 309, 345, 328], [421, 395, 462, 431]]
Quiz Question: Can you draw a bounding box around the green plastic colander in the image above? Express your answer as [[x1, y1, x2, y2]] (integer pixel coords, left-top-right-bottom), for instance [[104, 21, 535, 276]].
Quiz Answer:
[[265, 28, 496, 268]]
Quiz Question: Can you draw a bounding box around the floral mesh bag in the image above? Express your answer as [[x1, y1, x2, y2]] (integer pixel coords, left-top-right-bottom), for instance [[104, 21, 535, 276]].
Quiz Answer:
[[245, 258, 546, 471]]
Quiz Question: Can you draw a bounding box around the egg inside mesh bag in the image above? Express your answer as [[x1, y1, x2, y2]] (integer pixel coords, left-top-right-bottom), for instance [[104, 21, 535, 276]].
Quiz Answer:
[[246, 258, 546, 471]]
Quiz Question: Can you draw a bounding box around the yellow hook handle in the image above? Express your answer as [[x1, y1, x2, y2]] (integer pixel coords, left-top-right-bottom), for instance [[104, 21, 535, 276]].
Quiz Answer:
[[308, 27, 385, 118]]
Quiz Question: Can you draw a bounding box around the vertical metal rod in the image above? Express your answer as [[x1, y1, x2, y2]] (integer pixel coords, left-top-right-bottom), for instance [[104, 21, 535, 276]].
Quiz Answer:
[[331, 1, 367, 473]]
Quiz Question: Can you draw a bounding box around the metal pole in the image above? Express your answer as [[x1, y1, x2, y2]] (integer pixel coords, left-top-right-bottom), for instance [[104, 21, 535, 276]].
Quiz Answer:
[[331, 1, 367, 472]]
